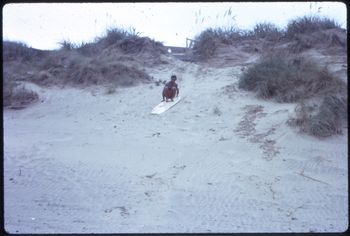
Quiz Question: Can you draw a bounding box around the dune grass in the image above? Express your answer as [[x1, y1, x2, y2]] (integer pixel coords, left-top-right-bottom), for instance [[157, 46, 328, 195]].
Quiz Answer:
[[252, 22, 284, 41], [288, 94, 347, 137], [3, 26, 162, 93], [192, 15, 342, 60], [286, 15, 342, 39], [62, 58, 152, 87], [192, 22, 284, 60], [3, 41, 48, 62], [238, 53, 346, 102], [238, 52, 347, 137], [3, 78, 39, 108]]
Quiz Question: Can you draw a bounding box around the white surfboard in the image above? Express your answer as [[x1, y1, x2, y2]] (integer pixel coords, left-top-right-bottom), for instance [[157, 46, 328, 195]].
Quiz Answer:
[[151, 96, 181, 114]]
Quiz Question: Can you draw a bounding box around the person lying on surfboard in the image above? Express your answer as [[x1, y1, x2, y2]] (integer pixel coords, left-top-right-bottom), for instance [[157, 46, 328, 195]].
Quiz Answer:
[[162, 75, 179, 102]]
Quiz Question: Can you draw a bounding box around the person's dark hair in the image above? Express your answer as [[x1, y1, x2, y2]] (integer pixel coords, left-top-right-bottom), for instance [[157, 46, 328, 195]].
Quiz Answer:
[[171, 75, 177, 80]]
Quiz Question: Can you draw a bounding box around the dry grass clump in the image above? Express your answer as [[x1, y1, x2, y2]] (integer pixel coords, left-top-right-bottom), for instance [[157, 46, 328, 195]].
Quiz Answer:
[[3, 78, 39, 108], [31, 58, 151, 88], [57, 27, 165, 57], [88, 27, 165, 55], [192, 27, 248, 60], [192, 23, 284, 60], [94, 27, 130, 48], [9, 45, 153, 89], [59, 40, 77, 51], [238, 53, 347, 137], [289, 28, 347, 53], [193, 15, 343, 60], [286, 15, 341, 39], [3, 26, 159, 91], [62, 58, 152, 87], [252, 23, 284, 41], [192, 28, 220, 60], [75, 42, 100, 57], [288, 95, 347, 137], [117, 36, 165, 55], [3, 41, 48, 62], [238, 53, 346, 102]]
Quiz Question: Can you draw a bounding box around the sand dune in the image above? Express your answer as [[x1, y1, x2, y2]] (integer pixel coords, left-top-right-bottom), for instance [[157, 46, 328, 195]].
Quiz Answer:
[[3, 52, 348, 233]]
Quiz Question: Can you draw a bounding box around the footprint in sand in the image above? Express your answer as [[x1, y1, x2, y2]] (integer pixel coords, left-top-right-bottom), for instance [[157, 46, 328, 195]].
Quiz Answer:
[[234, 105, 280, 160], [104, 206, 130, 217]]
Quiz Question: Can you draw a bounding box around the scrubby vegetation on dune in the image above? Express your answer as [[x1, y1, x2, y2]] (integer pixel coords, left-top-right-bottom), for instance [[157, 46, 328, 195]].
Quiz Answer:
[[3, 16, 347, 138], [191, 14, 346, 138], [238, 53, 346, 102], [285, 15, 342, 38], [3, 27, 166, 108], [60, 27, 166, 56], [288, 95, 347, 137], [192, 15, 344, 60], [192, 23, 284, 60], [3, 41, 52, 63], [3, 79, 39, 109], [238, 53, 347, 138]]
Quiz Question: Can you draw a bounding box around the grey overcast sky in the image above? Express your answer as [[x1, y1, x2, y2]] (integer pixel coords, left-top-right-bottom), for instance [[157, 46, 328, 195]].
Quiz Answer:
[[2, 2, 347, 50]]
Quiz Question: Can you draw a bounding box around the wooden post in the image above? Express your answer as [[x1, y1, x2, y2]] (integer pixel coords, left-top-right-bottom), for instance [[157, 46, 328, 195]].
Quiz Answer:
[[186, 38, 196, 49]]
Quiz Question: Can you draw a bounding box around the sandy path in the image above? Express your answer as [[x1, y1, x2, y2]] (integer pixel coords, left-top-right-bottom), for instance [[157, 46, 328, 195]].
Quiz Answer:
[[4, 57, 348, 233]]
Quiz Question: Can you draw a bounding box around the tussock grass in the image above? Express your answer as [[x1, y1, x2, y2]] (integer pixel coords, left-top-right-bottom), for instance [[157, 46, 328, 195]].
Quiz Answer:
[[57, 27, 164, 56], [192, 23, 284, 60], [192, 27, 249, 60], [288, 95, 347, 137], [192, 15, 343, 60], [59, 40, 77, 51], [286, 15, 342, 39], [63, 59, 151, 87], [239, 53, 347, 137], [192, 28, 220, 60], [92, 27, 164, 55], [94, 27, 129, 48], [117, 36, 165, 54], [3, 78, 39, 108], [289, 27, 347, 53], [238, 53, 346, 102], [75, 42, 100, 57], [3, 26, 161, 94], [252, 22, 284, 41], [30, 53, 152, 88], [3, 41, 47, 62]]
